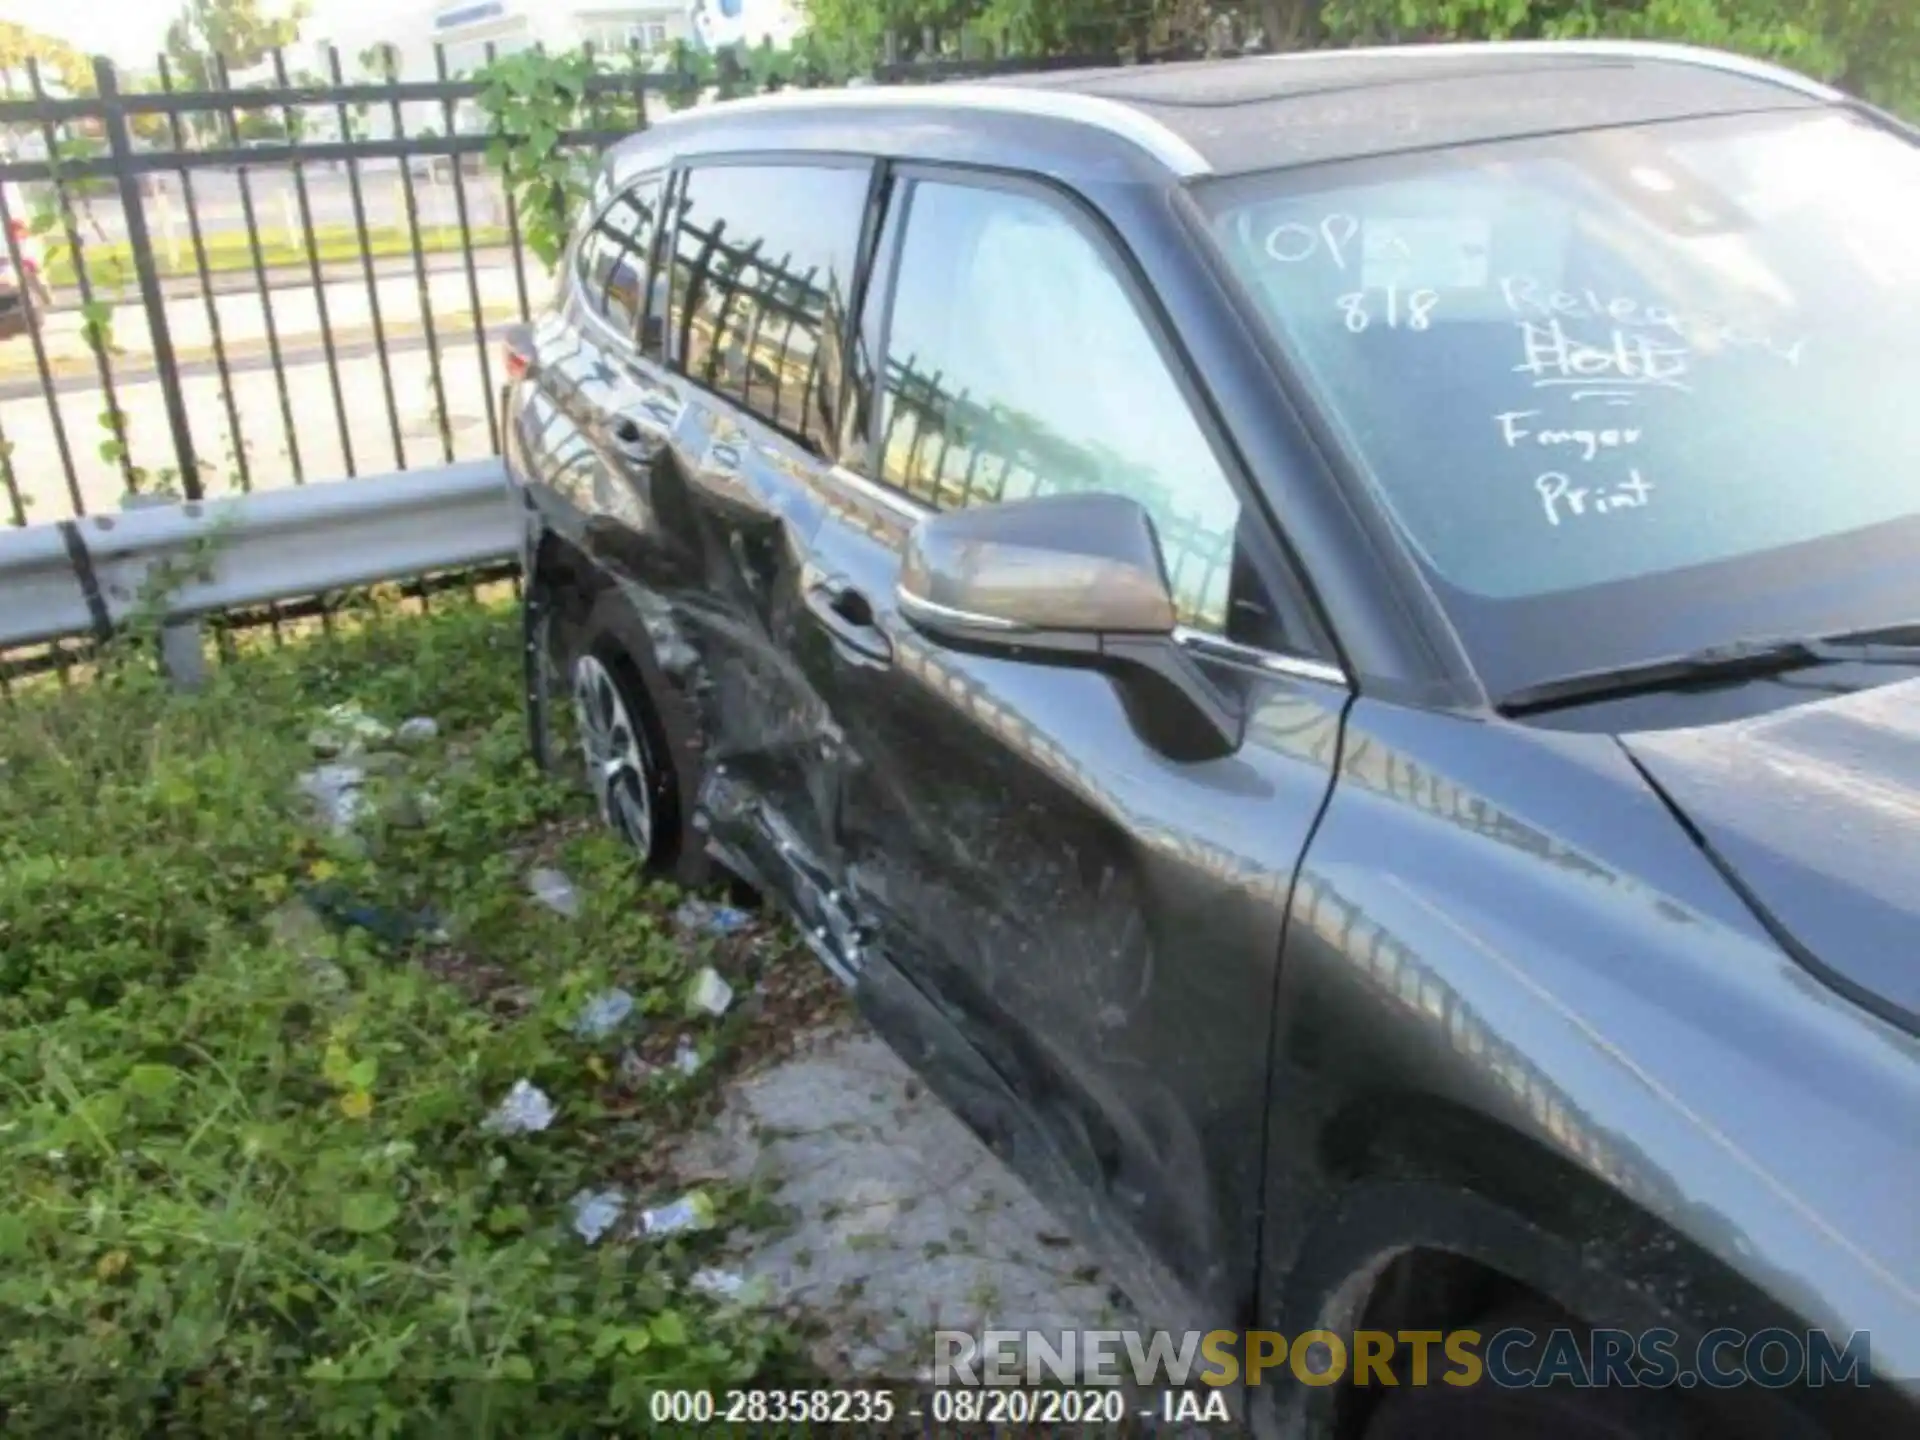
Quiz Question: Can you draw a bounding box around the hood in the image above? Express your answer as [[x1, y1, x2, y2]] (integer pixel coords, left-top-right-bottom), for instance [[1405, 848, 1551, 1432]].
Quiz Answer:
[[1620, 676, 1920, 1036]]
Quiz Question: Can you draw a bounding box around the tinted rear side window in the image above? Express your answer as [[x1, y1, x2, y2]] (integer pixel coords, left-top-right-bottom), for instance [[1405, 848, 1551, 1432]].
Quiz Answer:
[[666, 162, 870, 455], [574, 174, 662, 341]]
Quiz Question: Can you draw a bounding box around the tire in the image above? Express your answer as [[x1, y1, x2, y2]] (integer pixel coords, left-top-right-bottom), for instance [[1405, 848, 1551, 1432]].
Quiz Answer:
[[526, 579, 686, 875], [522, 577, 571, 777], [1359, 1305, 1694, 1440]]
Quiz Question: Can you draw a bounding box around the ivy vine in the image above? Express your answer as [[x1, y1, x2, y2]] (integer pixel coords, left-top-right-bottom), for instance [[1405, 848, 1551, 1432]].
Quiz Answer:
[[474, 37, 869, 273]]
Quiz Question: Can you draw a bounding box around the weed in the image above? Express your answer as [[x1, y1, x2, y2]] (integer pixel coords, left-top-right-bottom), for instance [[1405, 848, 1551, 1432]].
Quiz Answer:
[[0, 597, 805, 1433]]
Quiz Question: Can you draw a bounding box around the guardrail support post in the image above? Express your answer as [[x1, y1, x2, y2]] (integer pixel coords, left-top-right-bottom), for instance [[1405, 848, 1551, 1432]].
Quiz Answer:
[[121, 493, 208, 690], [96, 56, 203, 501]]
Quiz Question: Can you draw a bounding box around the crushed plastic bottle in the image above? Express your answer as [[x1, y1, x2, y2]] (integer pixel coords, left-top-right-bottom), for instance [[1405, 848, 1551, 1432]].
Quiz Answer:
[[481, 1079, 557, 1136], [673, 898, 753, 937], [396, 716, 440, 748], [638, 1190, 716, 1237], [687, 966, 734, 1017], [688, 1267, 746, 1299], [527, 867, 581, 918], [573, 988, 637, 1039], [570, 1188, 626, 1244]]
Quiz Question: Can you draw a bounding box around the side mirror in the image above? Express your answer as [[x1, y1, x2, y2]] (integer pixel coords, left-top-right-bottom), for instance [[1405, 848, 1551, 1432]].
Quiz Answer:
[[897, 493, 1241, 761]]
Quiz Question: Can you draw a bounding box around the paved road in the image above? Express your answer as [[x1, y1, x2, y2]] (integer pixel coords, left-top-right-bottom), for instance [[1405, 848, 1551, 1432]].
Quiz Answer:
[[1, 252, 534, 394], [44, 244, 523, 313], [3, 333, 506, 522], [0, 243, 551, 523], [65, 165, 517, 252]]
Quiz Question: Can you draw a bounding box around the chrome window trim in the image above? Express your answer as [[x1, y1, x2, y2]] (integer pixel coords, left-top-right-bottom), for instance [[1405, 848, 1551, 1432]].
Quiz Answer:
[[826, 463, 929, 523], [1174, 627, 1349, 688], [895, 586, 1030, 633], [644, 83, 1213, 178]]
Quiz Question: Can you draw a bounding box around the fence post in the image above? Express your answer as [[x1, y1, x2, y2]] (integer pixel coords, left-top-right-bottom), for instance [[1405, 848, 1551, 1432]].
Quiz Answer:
[[95, 56, 202, 500]]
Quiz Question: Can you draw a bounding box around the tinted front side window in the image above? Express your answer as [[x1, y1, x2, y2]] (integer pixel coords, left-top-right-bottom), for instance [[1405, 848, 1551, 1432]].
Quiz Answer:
[[1205, 110, 1920, 697], [875, 180, 1242, 633], [574, 174, 662, 340], [667, 162, 869, 455]]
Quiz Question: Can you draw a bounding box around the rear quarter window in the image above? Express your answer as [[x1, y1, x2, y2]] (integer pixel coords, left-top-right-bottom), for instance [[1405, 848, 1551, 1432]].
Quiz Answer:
[[664, 160, 871, 456], [572, 173, 663, 341]]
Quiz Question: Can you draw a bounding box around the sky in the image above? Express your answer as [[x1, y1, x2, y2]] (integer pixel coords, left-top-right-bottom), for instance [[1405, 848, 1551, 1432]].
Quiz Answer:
[[0, 0, 374, 68]]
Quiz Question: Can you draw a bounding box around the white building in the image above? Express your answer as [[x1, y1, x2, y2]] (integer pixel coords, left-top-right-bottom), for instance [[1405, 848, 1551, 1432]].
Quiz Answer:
[[307, 1, 696, 81], [692, 0, 806, 51], [282, 0, 809, 146]]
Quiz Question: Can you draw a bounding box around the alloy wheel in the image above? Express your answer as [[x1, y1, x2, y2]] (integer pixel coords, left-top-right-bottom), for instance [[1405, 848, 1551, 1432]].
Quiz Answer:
[[571, 652, 654, 859]]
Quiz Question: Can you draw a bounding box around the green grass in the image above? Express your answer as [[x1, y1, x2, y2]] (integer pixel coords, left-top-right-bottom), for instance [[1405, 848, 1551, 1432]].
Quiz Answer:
[[45, 223, 514, 289], [0, 595, 815, 1434]]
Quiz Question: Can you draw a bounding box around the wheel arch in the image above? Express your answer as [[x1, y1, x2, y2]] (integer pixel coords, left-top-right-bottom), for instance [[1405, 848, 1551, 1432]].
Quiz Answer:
[[1264, 1093, 1859, 1440], [526, 527, 712, 887]]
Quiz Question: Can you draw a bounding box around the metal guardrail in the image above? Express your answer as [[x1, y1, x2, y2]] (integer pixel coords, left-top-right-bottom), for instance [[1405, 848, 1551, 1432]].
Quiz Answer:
[[0, 460, 520, 657]]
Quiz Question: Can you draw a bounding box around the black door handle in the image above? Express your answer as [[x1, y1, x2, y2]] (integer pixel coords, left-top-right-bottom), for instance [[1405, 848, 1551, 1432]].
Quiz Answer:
[[805, 581, 892, 667]]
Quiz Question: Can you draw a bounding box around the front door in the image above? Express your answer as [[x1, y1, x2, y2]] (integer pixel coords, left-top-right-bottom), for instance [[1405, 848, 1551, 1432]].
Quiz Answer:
[[793, 171, 1350, 1327]]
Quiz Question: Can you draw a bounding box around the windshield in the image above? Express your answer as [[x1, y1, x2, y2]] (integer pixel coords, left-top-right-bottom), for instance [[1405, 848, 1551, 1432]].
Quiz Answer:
[[1203, 109, 1920, 701]]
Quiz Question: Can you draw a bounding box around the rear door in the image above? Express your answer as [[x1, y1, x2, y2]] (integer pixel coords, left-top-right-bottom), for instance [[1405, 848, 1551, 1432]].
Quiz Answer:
[[791, 170, 1350, 1325], [634, 157, 876, 949], [523, 170, 675, 538], [518, 154, 876, 936]]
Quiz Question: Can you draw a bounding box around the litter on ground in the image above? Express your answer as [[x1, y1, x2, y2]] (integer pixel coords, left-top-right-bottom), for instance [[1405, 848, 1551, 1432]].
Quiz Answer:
[[673, 898, 753, 936], [688, 966, 734, 1017], [569, 1188, 627, 1244], [638, 1190, 716, 1237], [482, 1079, 557, 1136], [527, 867, 581, 918], [573, 988, 637, 1039]]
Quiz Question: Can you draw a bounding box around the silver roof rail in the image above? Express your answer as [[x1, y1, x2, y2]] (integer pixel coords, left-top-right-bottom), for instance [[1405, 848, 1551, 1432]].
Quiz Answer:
[[626, 41, 1842, 183], [637, 82, 1213, 177]]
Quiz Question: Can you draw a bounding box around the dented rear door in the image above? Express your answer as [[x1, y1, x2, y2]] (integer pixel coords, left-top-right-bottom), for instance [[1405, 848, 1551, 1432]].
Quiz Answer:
[[618, 158, 875, 943]]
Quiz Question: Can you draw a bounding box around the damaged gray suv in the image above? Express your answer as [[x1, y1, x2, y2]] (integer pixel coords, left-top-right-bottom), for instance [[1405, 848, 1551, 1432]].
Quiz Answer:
[[504, 40, 1920, 1440]]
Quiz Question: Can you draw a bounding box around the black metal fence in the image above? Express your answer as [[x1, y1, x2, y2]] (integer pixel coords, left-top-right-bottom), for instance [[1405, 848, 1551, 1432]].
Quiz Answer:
[[0, 23, 1274, 530], [0, 22, 1277, 689], [0, 48, 664, 526]]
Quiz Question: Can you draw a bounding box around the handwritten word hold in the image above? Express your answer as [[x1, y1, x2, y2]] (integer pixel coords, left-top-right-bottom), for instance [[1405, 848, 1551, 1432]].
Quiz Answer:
[[1536, 469, 1654, 527], [1500, 275, 1805, 365], [1514, 318, 1692, 397], [1495, 411, 1644, 462]]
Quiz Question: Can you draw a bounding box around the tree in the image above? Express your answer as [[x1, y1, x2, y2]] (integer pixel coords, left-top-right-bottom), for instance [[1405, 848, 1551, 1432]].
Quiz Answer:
[[163, 0, 312, 89], [801, 1, 1320, 59], [358, 43, 401, 81], [802, 0, 1916, 111], [1316, 0, 1918, 114], [0, 19, 91, 96]]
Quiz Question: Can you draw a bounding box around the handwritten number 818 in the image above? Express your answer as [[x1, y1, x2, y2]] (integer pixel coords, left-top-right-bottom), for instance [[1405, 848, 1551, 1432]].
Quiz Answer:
[[1338, 287, 1439, 333]]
